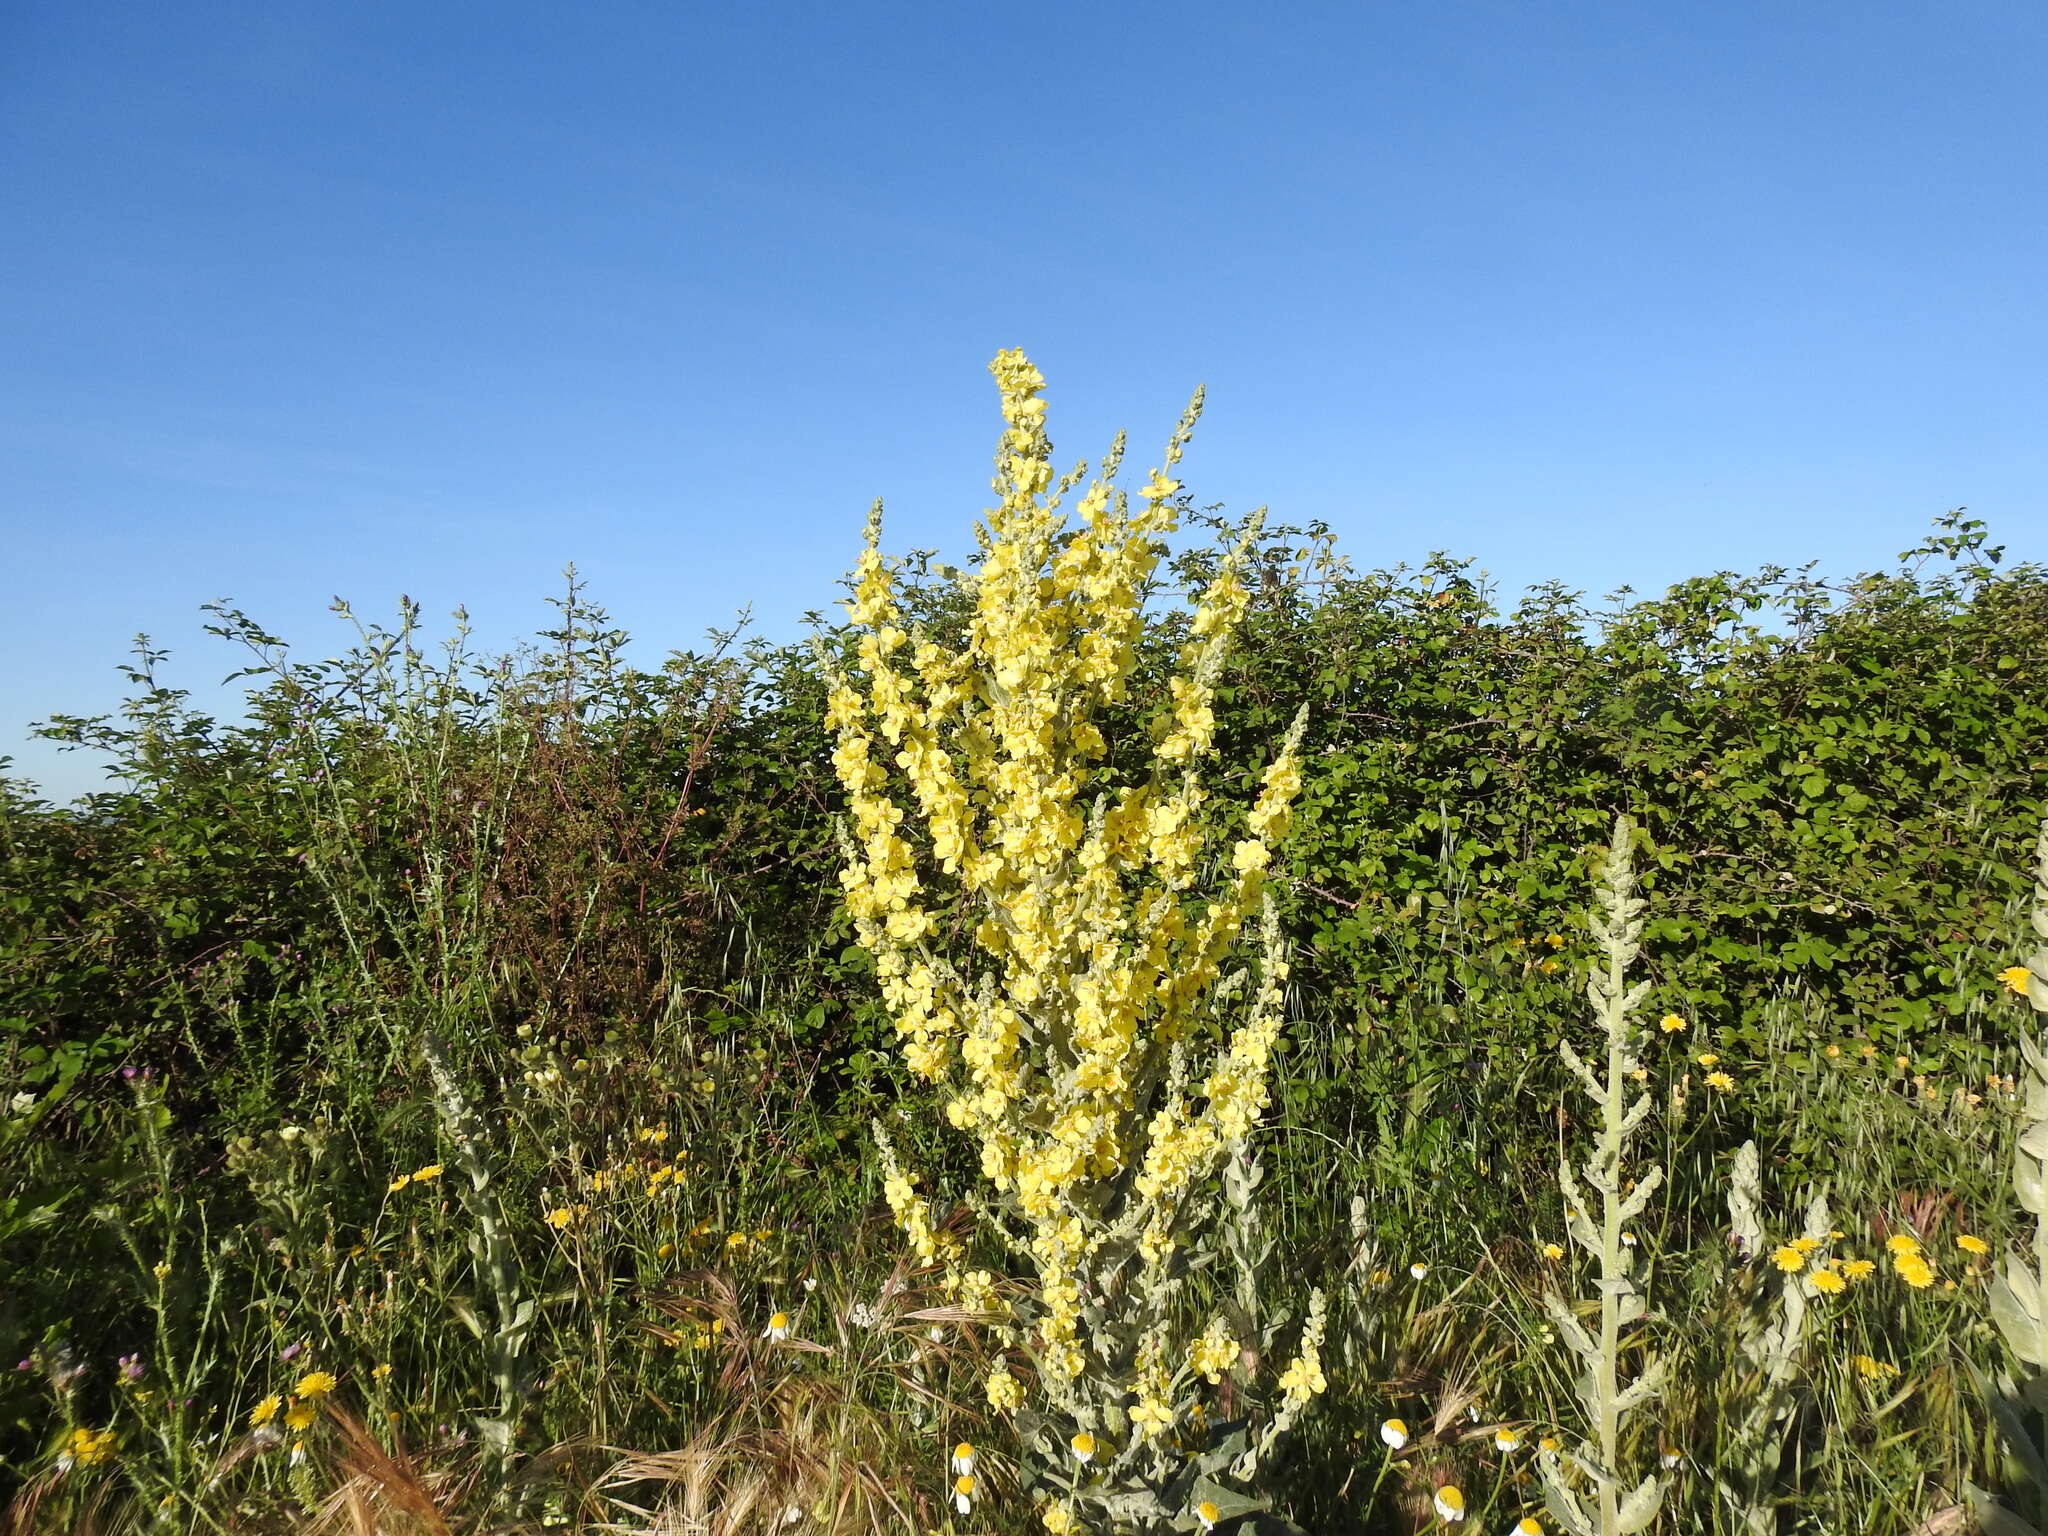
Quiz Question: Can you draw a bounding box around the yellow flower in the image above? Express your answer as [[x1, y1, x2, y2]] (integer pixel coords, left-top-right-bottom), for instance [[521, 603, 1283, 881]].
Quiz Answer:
[[1886, 1234, 1922, 1257], [657, 1242, 675, 1260], [151, 1261, 171, 1282], [1957, 1234, 1990, 1256], [1659, 1014, 1687, 1033], [284, 1401, 318, 1432], [1695, 1052, 1720, 1068], [387, 1174, 411, 1193], [1841, 1258, 1876, 1282], [409, 1164, 443, 1182], [1196, 1502, 1220, 1531], [1494, 1427, 1521, 1452], [1536, 958, 1561, 975], [1896, 1254, 1936, 1289], [1042, 1504, 1077, 1535], [63, 1426, 118, 1468], [1704, 1071, 1735, 1093], [953, 1473, 977, 1514], [1772, 1246, 1806, 1273], [370, 1363, 392, 1382], [1824, 1042, 1842, 1058], [1541, 1242, 1565, 1261], [952, 1443, 976, 1475], [1538, 1435, 1560, 1453], [764, 1311, 791, 1341], [1380, 1418, 1409, 1450], [986, 1366, 1024, 1412], [546, 1206, 578, 1230], [2002, 965, 2035, 996], [1409, 1262, 1429, 1280], [1543, 933, 1566, 949], [292, 1371, 337, 1399], [1852, 1354, 1898, 1382], [1789, 1236, 1821, 1254], [1807, 1269, 1846, 1295], [1513, 1521, 1545, 1536], [248, 1394, 282, 1428], [1070, 1431, 1097, 1463], [1434, 1484, 1466, 1522]]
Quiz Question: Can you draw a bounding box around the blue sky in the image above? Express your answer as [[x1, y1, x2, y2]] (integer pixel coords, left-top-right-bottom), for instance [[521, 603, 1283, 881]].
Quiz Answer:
[[4, 0, 2044, 801]]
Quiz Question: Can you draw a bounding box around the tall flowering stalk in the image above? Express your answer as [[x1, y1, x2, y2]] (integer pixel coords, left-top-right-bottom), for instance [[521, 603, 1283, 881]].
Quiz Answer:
[[1971, 821, 2048, 1534], [1539, 816, 1667, 1536], [825, 352, 1314, 1527]]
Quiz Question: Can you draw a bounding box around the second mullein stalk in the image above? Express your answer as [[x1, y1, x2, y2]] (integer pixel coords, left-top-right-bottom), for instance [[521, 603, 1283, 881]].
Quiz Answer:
[[1971, 822, 2048, 1535], [1540, 816, 1667, 1536]]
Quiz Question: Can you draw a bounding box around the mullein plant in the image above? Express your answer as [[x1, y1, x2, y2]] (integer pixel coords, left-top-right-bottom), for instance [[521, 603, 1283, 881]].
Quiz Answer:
[[1713, 1140, 1831, 1535], [826, 352, 1319, 1533], [1971, 822, 2048, 1535], [1537, 817, 1668, 1536]]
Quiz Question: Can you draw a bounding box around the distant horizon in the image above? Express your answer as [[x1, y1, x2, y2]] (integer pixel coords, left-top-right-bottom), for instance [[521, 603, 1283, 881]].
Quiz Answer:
[[9, 498, 2025, 806]]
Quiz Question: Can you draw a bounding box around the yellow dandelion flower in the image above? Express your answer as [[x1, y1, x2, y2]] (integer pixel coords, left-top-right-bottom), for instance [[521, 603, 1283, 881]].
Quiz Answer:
[[1807, 1269, 1846, 1295], [1541, 1242, 1565, 1261], [410, 1164, 443, 1182], [1896, 1255, 1936, 1289], [248, 1394, 282, 1427], [386, 1174, 410, 1193], [1885, 1234, 1922, 1257], [1658, 1014, 1687, 1033], [546, 1206, 578, 1230], [1852, 1354, 1898, 1382], [1696, 1052, 1720, 1068], [1705, 1071, 1735, 1093], [1771, 1246, 1807, 1273], [1957, 1234, 1989, 1256], [1841, 1259, 1876, 1281], [284, 1401, 317, 1432], [292, 1371, 337, 1399], [2002, 965, 2035, 996], [1789, 1236, 1821, 1253]]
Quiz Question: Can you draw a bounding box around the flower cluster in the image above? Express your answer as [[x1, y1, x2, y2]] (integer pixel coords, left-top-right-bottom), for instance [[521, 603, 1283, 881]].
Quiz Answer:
[[825, 353, 1312, 1478]]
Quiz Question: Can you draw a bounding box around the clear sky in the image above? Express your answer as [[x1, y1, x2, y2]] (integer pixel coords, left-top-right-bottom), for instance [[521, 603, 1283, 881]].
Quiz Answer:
[[4, 0, 2044, 801]]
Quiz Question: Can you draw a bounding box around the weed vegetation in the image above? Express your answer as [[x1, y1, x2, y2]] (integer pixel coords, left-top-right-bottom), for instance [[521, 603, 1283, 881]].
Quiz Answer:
[[2, 356, 2045, 1534]]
